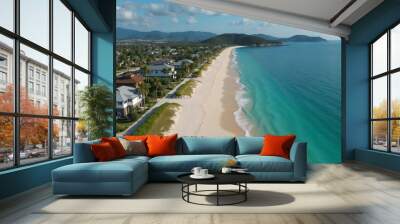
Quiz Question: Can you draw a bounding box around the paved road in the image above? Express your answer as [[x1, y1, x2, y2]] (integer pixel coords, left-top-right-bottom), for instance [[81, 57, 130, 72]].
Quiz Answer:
[[120, 77, 192, 136]]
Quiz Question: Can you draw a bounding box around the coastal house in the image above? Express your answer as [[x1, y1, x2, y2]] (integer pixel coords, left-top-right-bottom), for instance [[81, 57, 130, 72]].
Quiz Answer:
[[146, 63, 177, 79], [152, 59, 175, 65], [174, 59, 194, 69], [116, 86, 143, 119], [116, 68, 144, 88]]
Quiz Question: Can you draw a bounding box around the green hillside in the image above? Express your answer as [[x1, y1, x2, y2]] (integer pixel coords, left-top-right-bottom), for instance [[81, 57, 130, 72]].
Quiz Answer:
[[202, 33, 282, 46]]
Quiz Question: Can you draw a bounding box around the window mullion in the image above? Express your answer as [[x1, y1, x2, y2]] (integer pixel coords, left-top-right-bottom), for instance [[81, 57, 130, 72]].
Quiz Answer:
[[388, 30, 391, 152], [48, 0, 54, 160], [71, 10, 76, 155], [13, 0, 20, 167]]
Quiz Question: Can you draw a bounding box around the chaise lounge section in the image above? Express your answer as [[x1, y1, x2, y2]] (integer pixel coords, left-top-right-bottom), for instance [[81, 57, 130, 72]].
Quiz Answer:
[[52, 136, 307, 196]]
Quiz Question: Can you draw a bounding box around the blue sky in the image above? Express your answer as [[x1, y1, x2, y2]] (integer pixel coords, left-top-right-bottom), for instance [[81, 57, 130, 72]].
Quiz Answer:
[[117, 0, 339, 40]]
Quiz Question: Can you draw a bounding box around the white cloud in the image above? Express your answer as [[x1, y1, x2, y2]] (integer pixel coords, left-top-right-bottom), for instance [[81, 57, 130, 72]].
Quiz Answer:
[[200, 9, 217, 16], [187, 16, 197, 24], [116, 1, 222, 28], [259, 21, 276, 27], [117, 2, 151, 28], [230, 18, 254, 26]]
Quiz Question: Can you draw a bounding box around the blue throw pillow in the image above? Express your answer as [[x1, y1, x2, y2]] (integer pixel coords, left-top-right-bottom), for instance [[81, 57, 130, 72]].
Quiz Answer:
[[179, 136, 236, 155], [236, 137, 264, 155]]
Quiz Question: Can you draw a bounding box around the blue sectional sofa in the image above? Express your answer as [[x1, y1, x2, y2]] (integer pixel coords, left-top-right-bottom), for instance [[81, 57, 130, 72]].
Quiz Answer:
[[52, 136, 307, 196]]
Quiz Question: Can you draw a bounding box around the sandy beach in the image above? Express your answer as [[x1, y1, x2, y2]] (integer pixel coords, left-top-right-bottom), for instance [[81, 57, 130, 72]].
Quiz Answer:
[[167, 46, 245, 136]]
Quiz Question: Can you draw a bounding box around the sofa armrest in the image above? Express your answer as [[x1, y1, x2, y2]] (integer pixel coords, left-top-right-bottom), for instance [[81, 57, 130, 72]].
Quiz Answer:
[[73, 140, 100, 163], [289, 142, 307, 181]]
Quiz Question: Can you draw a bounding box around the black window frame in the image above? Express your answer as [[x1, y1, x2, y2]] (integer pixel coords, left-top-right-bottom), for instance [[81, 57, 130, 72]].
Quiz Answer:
[[0, 0, 92, 171], [370, 21, 400, 153]]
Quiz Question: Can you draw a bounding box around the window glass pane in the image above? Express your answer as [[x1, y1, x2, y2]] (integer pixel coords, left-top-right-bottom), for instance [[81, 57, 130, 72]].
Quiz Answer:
[[74, 69, 89, 117], [75, 18, 89, 70], [391, 24, 400, 70], [75, 120, 88, 143], [372, 77, 387, 119], [53, 59, 72, 117], [20, 0, 49, 49], [391, 120, 400, 153], [0, 0, 14, 31], [372, 33, 387, 76], [0, 35, 14, 112], [20, 44, 49, 115], [53, 0, 72, 60], [20, 117, 49, 165], [372, 121, 388, 151], [53, 119, 72, 157], [391, 72, 400, 117], [0, 116, 13, 170]]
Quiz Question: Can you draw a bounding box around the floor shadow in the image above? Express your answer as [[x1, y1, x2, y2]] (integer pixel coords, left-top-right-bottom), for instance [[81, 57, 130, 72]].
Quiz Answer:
[[203, 190, 295, 207]]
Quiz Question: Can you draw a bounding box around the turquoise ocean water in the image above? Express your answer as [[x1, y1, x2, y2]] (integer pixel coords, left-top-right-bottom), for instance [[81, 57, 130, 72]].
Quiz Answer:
[[233, 42, 341, 163]]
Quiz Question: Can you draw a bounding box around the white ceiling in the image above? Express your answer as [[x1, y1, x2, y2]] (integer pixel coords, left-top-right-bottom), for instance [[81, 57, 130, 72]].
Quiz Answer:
[[172, 0, 384, 39]]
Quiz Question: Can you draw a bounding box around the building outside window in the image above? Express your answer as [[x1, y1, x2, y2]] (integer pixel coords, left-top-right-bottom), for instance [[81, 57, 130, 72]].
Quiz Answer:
[[0, 71, 6, 84], [371, 23, 400, 153], [28, 81, 34, 94], [0, 54, 7, 88], [41, 85, 46, 97], [0, 0, 91, 170], [35, 83, 40, 95], [41, 73, 46, 83], [28, 66, 34, 80]]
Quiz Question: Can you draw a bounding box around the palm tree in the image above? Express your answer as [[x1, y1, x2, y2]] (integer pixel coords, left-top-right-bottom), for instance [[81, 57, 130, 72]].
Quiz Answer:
[[153, 79, 162, 98], [142, 65, 149, 76], [138, 82, 149, 105]]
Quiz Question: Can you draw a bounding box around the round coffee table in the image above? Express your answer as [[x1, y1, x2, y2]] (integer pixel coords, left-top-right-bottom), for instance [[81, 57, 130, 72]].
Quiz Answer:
[[177, 173, 255, 206]]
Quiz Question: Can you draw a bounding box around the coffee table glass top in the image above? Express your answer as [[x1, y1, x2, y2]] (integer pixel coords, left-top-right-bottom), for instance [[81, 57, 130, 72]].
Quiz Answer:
[[177, 172, 255, 185]]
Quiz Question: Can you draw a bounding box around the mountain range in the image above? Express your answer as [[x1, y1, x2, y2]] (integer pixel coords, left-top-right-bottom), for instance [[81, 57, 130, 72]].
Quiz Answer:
[[117, 28, 215, 42], [202, 33, 281, 46], [117, 28, 327, 43]]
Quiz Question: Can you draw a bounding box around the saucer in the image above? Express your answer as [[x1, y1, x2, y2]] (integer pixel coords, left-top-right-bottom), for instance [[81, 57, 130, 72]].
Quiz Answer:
[[190, 174, 215, 179]]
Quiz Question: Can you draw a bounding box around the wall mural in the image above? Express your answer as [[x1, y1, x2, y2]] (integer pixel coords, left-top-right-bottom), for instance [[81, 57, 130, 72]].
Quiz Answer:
[[115, 0, 341, 163]]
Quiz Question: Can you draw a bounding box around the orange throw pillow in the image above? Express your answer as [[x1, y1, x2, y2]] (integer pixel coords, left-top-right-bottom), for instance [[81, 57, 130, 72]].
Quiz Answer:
[[260, 134, 296, 159], [124, 135, 148, 142], [91, 142, 117, 162], [146, 134, 178, 157], [101, 137, 126, 158]]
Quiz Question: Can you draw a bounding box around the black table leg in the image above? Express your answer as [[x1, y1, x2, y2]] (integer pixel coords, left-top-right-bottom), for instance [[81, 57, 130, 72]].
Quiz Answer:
[[245, 183, 247, 201], [187, 184, 190, 202], [216, 184, 219, 206], [195, 184, 198, 192]]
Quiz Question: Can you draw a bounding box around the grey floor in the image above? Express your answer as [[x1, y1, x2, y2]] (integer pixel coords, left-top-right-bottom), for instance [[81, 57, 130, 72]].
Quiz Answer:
[[1, 162, 400, 224]]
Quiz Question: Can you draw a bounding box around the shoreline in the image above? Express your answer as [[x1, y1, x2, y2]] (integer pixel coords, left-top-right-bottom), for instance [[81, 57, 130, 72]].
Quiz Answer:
[[167, 46, 245, 136], [220, 49, 245, 135]]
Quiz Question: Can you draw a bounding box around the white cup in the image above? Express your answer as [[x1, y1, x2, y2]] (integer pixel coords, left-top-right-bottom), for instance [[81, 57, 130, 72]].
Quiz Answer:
[[191, 167, 202, 176], [200, 169, 208, 176], [221, 167, 232, 174]]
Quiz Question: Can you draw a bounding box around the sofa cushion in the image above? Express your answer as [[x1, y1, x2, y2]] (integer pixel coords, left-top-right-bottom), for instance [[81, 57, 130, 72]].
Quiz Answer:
[[236, 137, 263, 155], [73, 140, 100, 163], [149, 154, 235, 172], [178, 137, 236, 155], [260, 134, 296, 159], [91, 142, 118, 162], [236, 155, 293, 172], [147, 134, 178, 157], [101, 137, 127, 158], [119, 139, 147, 156], [53, 159, 147, 183], [116, 155, 150, 163]]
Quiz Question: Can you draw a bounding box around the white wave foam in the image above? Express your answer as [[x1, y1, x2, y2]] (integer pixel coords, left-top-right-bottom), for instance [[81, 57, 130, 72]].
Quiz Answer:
[[231, 50, 254, 136]]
